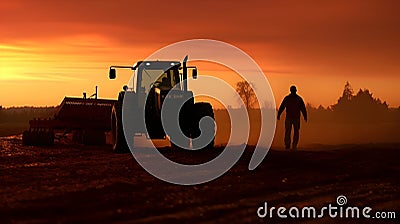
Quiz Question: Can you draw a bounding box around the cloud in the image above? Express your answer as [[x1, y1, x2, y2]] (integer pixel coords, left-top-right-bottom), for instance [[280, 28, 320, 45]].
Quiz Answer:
[[0, 73, 84, 82], [1, 0, 399, 107], [2, 0, 399, 70]]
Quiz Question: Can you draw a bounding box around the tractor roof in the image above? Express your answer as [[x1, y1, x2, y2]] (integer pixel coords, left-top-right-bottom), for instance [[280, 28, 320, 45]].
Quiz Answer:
[[134, 61, 181, 70]]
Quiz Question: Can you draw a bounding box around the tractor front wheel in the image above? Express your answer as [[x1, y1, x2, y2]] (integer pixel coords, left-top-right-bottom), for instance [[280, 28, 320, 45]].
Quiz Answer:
[[111, 103, 130, 153]]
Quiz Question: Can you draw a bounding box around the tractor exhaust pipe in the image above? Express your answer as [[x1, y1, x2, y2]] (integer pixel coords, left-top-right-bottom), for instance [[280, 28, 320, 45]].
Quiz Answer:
[[183, 55, 188, 91]]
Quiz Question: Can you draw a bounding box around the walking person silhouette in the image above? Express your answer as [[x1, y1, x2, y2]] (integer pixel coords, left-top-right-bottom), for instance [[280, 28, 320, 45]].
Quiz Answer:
[[277, 85, 308, 150]]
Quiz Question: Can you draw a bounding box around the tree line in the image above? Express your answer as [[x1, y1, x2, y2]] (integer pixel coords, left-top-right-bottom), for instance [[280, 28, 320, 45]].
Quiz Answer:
[[1, 81, 399, 124], [0, 106, 57, 123], [235, 81, 399, 123]]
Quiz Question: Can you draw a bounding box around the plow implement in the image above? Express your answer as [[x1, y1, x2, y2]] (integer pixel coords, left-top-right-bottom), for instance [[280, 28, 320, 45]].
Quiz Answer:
[[23, 97, 116, 146]]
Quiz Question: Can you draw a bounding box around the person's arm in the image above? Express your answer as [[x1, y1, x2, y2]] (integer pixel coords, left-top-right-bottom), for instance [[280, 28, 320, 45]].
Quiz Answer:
[[300, 97, 307, 122], [277, 97, 287, 120]]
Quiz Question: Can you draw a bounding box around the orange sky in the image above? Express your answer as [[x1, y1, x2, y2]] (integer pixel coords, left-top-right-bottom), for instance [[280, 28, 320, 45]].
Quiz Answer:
[[1, 0, 399, 108]]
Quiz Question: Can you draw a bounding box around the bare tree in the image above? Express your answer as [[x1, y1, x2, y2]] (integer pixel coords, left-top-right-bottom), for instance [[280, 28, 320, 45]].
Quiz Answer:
[[236, 81, 257, 109]]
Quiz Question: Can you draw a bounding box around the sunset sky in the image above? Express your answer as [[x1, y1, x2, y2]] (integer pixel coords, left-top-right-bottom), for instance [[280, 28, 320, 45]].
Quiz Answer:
[[1, 0, 399, 108]]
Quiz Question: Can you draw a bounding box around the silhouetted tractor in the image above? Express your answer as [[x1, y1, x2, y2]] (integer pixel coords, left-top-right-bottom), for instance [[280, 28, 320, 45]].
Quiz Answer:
[[109, 56, 215, 152]]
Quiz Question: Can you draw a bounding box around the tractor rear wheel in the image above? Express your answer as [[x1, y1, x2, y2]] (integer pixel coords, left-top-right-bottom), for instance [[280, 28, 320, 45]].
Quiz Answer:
[[191, 102, 215, 150], [111, 103, 130, 153], [170, 137, 191, 150]]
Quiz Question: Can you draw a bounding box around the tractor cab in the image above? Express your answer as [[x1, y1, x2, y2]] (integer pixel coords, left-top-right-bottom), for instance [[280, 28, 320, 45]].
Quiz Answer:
[[132, 61, 183, 114]]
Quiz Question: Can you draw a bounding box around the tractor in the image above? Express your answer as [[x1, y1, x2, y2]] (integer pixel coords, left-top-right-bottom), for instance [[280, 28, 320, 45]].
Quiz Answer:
[[109, 56, 215, 153]]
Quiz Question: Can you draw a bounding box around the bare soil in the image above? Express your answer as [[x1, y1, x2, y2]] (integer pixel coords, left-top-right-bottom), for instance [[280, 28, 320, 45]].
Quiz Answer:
[[0, 137, 399, 223]]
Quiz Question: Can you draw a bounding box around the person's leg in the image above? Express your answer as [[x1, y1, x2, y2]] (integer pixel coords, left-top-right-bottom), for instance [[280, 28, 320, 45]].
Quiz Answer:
[[284, 118, 292, 149], [292, 118, 301, 149]]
